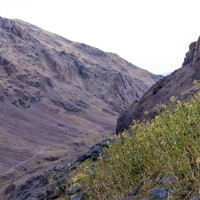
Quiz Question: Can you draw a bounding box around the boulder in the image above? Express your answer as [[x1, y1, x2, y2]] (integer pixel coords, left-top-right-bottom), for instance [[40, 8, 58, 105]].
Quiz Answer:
[[152, 187, 168, 199]]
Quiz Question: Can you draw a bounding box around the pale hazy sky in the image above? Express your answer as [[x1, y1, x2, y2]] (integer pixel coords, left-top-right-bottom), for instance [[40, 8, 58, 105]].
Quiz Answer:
[[0, 0, 200, 74]]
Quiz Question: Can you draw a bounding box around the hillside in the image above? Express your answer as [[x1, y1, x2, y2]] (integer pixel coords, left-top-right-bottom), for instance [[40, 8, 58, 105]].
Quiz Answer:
[[76, 91, 200, 200], [0, 16, 159, 196], [116, 36, 200, 133]]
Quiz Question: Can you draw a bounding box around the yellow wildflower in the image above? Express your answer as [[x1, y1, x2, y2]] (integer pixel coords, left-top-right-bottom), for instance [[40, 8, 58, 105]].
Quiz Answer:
[[196, 157, 200, 165]]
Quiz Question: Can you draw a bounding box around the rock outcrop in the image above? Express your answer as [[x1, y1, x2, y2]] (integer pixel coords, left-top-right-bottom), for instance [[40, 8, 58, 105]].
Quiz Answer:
[[182, 36, 200, 67], [116, 36, 200, 133]]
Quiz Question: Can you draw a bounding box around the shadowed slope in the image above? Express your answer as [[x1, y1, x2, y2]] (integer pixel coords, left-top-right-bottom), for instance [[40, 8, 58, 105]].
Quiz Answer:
[[116, 36, 200, 133]]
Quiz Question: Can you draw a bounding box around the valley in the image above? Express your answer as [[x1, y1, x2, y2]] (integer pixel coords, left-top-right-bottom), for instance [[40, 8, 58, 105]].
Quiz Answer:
[[0, 15, 199, 200]]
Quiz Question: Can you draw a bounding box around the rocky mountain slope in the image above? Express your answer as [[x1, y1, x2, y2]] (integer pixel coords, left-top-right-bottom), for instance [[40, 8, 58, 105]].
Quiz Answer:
[[0, 16, 159, 194], [116, 36, 200, 133]]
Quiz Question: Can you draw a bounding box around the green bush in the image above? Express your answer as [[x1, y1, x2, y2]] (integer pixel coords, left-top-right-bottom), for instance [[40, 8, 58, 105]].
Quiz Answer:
[[77, 93, 200, 199]]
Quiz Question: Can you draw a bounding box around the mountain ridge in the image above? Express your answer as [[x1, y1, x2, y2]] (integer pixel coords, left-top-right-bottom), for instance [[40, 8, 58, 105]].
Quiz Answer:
[[116, 36, 200, 133]]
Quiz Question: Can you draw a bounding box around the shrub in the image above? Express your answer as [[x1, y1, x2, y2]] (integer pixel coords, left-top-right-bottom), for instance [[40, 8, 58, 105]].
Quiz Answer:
[[78, 93, 200, 199]]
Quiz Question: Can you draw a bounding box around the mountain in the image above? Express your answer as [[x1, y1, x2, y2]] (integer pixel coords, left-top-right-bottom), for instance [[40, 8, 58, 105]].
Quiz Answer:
[[162, 71, 172, 76], [116, 36, 200, 133], [0, 16, 159, 193]]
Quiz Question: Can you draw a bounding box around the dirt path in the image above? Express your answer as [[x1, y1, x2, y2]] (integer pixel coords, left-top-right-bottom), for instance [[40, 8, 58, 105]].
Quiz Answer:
[[0, 126, 102, 177], [0, 146, 47, 177]]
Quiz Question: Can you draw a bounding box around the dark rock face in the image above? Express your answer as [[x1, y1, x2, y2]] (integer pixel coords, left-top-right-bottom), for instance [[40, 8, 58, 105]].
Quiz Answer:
[[4, 183, 16, 195], [182, 36, 200, 67], [44, 156, 59, 162], [116, 36, 200, 133], [9, 173, 48, 200], [76, 138, 112, 163], [12, 94, 41, 108]]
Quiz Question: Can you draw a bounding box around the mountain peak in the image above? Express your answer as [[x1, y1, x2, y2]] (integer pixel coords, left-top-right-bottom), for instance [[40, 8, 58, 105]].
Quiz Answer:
[[182, 36, 200, 67]]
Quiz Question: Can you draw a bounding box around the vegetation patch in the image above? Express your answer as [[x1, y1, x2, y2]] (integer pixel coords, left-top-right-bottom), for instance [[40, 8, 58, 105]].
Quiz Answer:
[[68, 91, 200, 200]]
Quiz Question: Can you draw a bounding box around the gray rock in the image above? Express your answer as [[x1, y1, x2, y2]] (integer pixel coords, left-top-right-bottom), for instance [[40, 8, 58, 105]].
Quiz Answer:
[[5, 183, 16, 195], [30, 96, 41, 103], [61, 102, 81, 112], [71, 192, 84, 200], [47, 78, 54, 87], [52, 178, 67, 191], [87, 144, 104, 161], [160, 176, 174, 185], [76, 154, 87, 163], [10, 173, 48, 200], [12, 95, 41, 108], [76, 139, 112, 163], [130, 186, 140, 196], [29, 81, 41, 88], [57, 123, 64, 127], [90, 144, 103, 153], [91, 152, 99, 161], [85, 151, 92, 159], [74, 60, 89, 79], [67, 187, 81, 196], [58, 50, 67, 57], [51, 100, 81, 112], [101, 138, 112, 147], [44, 156, 59, 162], [153, 187, 168, 199], [75, 100, 89, 108], [0, 95, 4, 102], [36, 192, 46, 200], [192, 196, 200, 200]]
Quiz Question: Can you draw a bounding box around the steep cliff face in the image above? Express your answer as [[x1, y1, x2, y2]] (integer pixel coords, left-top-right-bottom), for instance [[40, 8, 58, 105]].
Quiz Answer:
[[182, 36, 200, 67], [116, 36, 200, 133], [0, 16, 159, 191]]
